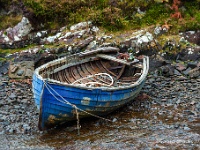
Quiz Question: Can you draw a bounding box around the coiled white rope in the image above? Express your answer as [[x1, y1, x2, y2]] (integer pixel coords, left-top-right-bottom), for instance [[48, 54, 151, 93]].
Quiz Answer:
[[71, 73, 114, 87]]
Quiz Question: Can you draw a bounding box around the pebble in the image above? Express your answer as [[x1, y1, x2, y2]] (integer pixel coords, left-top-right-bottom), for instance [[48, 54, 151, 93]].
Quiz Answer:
[[183, 126, 191, 131], [17, 69, 24, 76], [9, 93, 16, 99]]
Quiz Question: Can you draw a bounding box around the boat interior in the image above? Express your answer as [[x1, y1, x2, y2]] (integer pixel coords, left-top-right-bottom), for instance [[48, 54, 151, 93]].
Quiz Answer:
[[38, 52, 143, 87]]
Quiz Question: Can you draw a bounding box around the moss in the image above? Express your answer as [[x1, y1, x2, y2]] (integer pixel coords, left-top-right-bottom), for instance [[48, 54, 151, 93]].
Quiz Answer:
[[157, 34, 184, 54], [140, 4, 170, 26], [0, 44, 37, 55], [0, 15, 22, 29]]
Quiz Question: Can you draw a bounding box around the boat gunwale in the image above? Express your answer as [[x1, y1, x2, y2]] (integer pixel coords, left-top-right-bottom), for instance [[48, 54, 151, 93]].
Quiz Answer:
[[33, 53, 149, 91]]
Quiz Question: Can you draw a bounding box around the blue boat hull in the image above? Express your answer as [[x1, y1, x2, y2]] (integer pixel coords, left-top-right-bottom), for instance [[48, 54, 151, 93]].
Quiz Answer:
[[32, 74, 145, 130]]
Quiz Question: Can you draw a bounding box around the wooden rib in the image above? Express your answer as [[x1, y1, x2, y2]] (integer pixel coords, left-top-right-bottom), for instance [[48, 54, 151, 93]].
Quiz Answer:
[[93, 61, 108, 74], [83, 62, 110, 85], [61, 69, 70, 83], [90, 61, 115, 85], [64, 69, 75, 83], [75, 65, 91, 83], [80, 63, 93, 76], [99, 60, 117, 77], [80, 63, 101, 84], [87, 62, 103, 77], [54, 73, 59, 81], [71, 66, 82, 80], [96, 61, 113, 75], [116, 64, 126, 80], [67, 67, 77, 82], [58, 71, 65, 82], [89, 61, 102, 73]]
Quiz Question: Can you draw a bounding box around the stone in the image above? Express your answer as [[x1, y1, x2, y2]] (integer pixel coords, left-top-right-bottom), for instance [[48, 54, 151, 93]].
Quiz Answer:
[[46, 32, 61, 43], [112, 118, 117, 122], [25, 69, 33, 78], [174, 69, 182, 76], [0, 62, 9, 75], [17, 69, 24, 76], [159, 65, 174, 77], [136, 32, 153, 44], [10, 65, 19, 73], [70, 21, 92, 31], [154, 26, 162, 36], [187, 61, 199, 69], [188, 67, 200, 78], [149, 60, 165, 72], [76, 36, 94, 50], [0, 17, 33, 45], [176, 63, 186, 71], [183, 67, 192, 76], [86, 40, 98, 50], [183, 126, 190, 131], [9, 93, 16, 99]]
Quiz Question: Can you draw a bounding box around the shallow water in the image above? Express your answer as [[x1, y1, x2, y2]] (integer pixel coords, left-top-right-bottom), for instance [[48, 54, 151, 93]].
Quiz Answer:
[[1, 98, 199, 150]]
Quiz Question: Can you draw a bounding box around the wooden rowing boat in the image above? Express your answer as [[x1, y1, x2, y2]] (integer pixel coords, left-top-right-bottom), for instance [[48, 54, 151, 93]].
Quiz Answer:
[[32, 47, 149, 131]]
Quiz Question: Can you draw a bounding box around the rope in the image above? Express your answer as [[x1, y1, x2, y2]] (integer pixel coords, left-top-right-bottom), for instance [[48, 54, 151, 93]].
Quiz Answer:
[[43, 80, 112, 122], [71, 73, 114, 87], [74, 106, 80, 135]]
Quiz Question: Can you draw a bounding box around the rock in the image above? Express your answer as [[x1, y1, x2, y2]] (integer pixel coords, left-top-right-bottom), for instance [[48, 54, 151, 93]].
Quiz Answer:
[[0, 62, 9, 75], [9, 93, 16, 99], [156, 54, 166, 62], [182, 30, 200, 46], [197, 62, 200, 67], [136, 32, 153, 44], [187, 61, 199, 69], [177, 47, 200, 61], [176, 76, 187, 81], [176, 63, 186, 71], [0, 17, 33, 45], [45, 32, 62, 43], [188, 67, 200, 78], [174, 69, 182, 76], [182, 67, 192, 76], [2, 67, 8, 75], [183, 126, 190, 131], [91, 26, 99, 33], [112, 118, 117, 122], [17, 69, 24, 76], [190, 100, 196, 105], [149, 59, 166, 72], [179, 36, 187, 43], [159, 65, 174, 77], [10, 65, 19, 73], [73, 29, 89, 38], [25, 69, 33, 78], [70, 21, 92, 31], [86, 40, 98, 50], [154, 26, 162, 36], [76, 36, 94, 50]]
